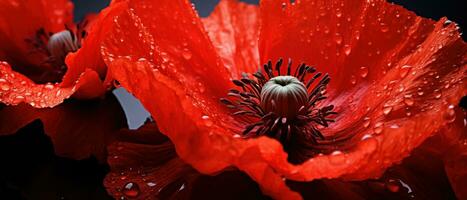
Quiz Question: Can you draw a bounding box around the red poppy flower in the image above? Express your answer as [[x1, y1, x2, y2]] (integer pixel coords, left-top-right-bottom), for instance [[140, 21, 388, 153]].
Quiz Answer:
[[101, 0, 466, 199], [0, 0, 128, 160]]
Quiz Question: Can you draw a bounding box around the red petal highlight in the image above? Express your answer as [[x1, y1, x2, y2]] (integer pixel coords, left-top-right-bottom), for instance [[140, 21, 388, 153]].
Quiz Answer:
[[0, 0, 73, 76], [202, 0, 260, 78], [104, 0, 466, 199], [0, 94, 126, 161]]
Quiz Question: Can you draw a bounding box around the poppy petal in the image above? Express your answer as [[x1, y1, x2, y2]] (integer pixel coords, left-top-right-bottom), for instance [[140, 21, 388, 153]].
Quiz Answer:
[[202, 0, 260, 78], [0, 0, 73, 79], [104, 122, 198, 200], [104, 122, 268, 200], [101, 0, 234, 98], [0, 61, 105, 107], [63, 1, 128, 94], [104, 0, 466, 199], [0, 93, 126, 161]]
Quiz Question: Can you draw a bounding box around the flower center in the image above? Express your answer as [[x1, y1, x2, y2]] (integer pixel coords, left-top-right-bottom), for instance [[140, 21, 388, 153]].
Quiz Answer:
[[221, 58, 337, 163], [26, 23, 87, 82], [260, 76, 308, 119], [47, 30, 81, 68]]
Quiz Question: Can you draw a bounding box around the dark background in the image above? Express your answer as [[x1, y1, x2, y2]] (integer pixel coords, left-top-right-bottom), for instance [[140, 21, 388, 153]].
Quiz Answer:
[[1, 0, 465, 200]]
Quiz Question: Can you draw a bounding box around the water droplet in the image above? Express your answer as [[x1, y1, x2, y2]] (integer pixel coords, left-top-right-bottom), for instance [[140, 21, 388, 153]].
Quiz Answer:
[[386, 179, 400, 192], [182, 49, 192, 60], [15, 95, 25, 100], [122, 182, 140, 198], [45, 83, 54, 89], [361, 134, 372, 140], [383, 105, 392, 115], [403, 94, 414, 106], [329, 150, 345, 164], [444, 104, 456, 123], [390, 124, 400, 129], [399, 65, 412, 78], [434, 90, 442, 99], [201, 115, 213, 127], [350, 75, 356, 84], [374, 122, 384, 134], [343, 44, 351, 55], [363, 117, 371, 128], [380, 23, 389, 32], [359, 66, 368, 78], [147, 182, 157, 187], [334, 34, 343, 45], [0, 83, 10, 91]]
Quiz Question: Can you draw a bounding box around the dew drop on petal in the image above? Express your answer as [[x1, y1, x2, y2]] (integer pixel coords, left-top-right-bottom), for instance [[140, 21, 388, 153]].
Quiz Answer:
[[0, 83, 10, 91], [390, 124, 400, 129], [343, 44, 351, 56], [201, 115, 213, 127], [434, 89, 442, 99], [374, 122, 384, 134], [359, 66, 368, 78], [385, 179, 400, 193], [44, 83, 54, 89], [329, 150, 345, 165], [361, 134, 372, 141], [122, 182, 140, 198], [383, 105, 392, 115], [147, 182, 157, 187], [443, 104, 456, 123], [399, 65, 412, 78], [350, 75, 356, 84], [334, 34, 343, 45], [403, 94, 414, 106], [182, 49, 192, 60], [363, 117, 371, 128]]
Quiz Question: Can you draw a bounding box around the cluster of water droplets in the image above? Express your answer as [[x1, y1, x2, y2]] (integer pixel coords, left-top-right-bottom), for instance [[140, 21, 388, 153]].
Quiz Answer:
[[0, 62, 76, 108]]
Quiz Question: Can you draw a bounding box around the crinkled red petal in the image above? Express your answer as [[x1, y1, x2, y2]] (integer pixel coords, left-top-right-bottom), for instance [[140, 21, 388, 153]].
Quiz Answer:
[[0, 0, 73, 79], [0, 93, 126, 161], [202, 0, 260, 79], [63, 1, 128, 95], [0, 61, 105, 107], [101, 0, 234, 98], [103, 0, 466, 199], [104, 122, 267, 200]]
